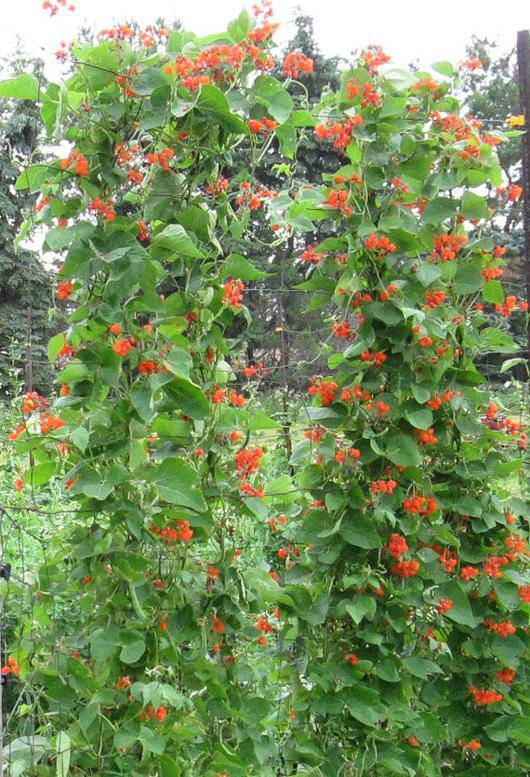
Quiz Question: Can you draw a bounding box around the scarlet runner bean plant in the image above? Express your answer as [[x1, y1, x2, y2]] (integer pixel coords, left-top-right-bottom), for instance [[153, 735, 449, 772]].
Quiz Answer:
[[1, 7, 529, 777], [3, 5, 313, 775], [266, 50, 530, 776]]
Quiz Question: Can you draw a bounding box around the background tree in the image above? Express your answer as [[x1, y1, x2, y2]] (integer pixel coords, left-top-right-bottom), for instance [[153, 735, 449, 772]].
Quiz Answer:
[[0, 51, 53, 395], [461, 38, 527, 379]]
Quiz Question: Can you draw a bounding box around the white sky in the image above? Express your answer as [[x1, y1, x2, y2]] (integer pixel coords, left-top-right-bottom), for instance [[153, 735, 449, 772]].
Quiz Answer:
[[1, 0, 529, 78]]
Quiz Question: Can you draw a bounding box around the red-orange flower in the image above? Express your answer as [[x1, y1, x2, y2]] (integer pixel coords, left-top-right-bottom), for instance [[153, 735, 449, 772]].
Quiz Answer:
[[222, 278, 245, 309], [113, 339, 135, 357], [56, 280, 74, 300], [283, 52, 314, 78]]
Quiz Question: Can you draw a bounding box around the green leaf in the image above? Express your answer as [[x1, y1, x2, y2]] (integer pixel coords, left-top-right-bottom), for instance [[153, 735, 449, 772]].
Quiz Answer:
[[131, 382, 155, 422], [139, 726, 166, 756], [119, 634, 146, 664], [266, 474, 296, 498], [423, 198, 458, 224], [15, 164, 51, 192], [483, 280, 504, 304], [163, 348, 192, 379], [386, 435, 421, 467], [157, 755, 182, 776], [221, 253, 271, 280], [346, 686, 383, 727], [152, 458, 206, 511], [461, 191, 490, 219], [152, 417, 191, 440], [276, 123, 297, 159], [291, 109, 316, 127], [253, 75, 293, 123], [435, 581, 478, 627], [132, 67, 168, 95], [48, 333, 67, 363], [479, 327, 517, 354], [455, 495, 482, 517], [402, 656, 442, 679], [171, 96, 196, 117], [90, 627, 120, 661], [454, 259, 483, 295], [72, 42, 119, 89], [345, 595, 377, 624], [341, 514, 381, 549], [152, 224, 203, 258], [26, 462, 56, 487], [70, 427, 89, 453], [56, 732, 70, 777], [501, 357, 527, 374], [227, 9, 251, 42], [374, 658, 400, 683], [45, 222, 95, 251], [196, 84, 249, 134], [144, 170, 181, 222], [404, 405, 433, 430], [416, 713, 446, 743], [302, 593, 330, 625], [416, 264, 442, 287], [247, 411, 281, 430], [81, 481, 114, 501], [166, 376, 210, 419], [432, 61, 454, 77], [490, 634, 526, 664], [411, 384, 432, 404], [365, 301, 402, 325], [509, 717, 530, 745], [0, 74, 40, 100]]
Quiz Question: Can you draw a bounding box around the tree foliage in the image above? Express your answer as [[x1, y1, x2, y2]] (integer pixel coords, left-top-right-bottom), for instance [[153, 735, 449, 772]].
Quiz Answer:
[[0, 53, 53, 395]]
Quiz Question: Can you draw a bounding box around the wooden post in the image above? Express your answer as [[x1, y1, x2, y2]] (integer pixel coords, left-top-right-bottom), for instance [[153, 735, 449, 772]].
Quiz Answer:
[[516, 30, 530, 367]]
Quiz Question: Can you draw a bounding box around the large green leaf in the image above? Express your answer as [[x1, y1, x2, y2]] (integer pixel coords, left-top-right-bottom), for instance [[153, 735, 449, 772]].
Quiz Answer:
[[139, 727, 166, 756], [25, 462, 56, 487], [45, 222, 96, 252], [144, 170, 182, 222], [131, 382, 155, 422], [483, 280, 504, 304], [15, 164, 51, 192], [71, 43, 119, 89], [166, 376, 210, 419], [133, 67, 168, 95], [221, 253, 271, 280], [345, 595, 376, 624], [453, 258, 483, 295], [227, 9, 251, 42], [253, 75, 293, 123], [0, 74, 40, 100], [152, 458, 206, 511], [386, 435, 421, 467], [416, 264, 442, 287], [341, 514, 381, 549], [435, 581, 478, 627], [346, 686, 384, 727], [402, 656, 442, 679], [461, 191, 489, 219], [196, 84, 249, 134], [119, 631, 146, 664], [404, 405, 433, 430], [90, 627, 120, 661], [152, 224, 203, 258], [423, 197, 458, 224]]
